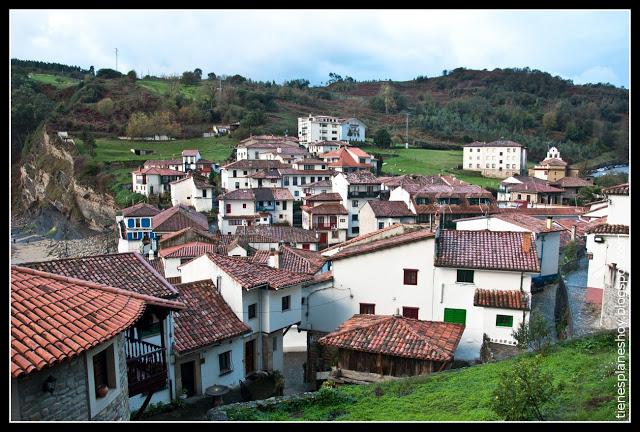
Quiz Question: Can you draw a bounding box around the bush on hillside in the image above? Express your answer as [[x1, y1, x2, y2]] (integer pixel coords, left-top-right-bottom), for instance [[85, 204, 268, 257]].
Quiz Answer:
[[96, 98, 115, 117], [96, 68, 123, 79]]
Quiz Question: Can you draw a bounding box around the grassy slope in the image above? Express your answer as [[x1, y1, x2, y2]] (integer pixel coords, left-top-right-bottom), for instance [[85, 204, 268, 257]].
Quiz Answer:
[[28, 73, 80, 88], [226, 332, 625, 421], [136, 79, 200, 100], [364, 146, 502, 189]]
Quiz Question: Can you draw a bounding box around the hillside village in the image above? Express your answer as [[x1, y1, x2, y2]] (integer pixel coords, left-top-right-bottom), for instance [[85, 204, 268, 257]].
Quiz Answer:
[[11, 105, 630, 421]]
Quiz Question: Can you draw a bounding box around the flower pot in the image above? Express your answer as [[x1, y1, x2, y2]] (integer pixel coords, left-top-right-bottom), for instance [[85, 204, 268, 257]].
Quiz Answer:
[[97, 385, 109, 398]]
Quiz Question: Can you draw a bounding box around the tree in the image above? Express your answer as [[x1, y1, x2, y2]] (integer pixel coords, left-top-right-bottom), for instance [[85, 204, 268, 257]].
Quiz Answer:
[[542, 111, 557, 131], [208, 171, 216, 186], [181, 71, 199, 85], [96, 98, 115, 117], [80, 128, 96, 156], [96, 68, 123, 79], [512, 307, 551, 352], [491, 355, 559, 420], [373, 128, 392, 148], [207, 72, 217, 80], [194, 68, 203, 80], [88, 66, 95, 76], [127, 70, 137, 81]]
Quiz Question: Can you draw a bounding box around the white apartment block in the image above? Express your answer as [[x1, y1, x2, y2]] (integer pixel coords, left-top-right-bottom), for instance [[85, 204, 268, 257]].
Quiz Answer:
[[462, 139, 527, 179], [332, 171, 382, 237], [298, 114, 366, 147]]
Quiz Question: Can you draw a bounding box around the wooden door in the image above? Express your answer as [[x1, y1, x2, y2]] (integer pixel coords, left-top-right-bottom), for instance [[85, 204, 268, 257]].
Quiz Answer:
[[245, 339, 255, 375], [319, 232, 328, 244]]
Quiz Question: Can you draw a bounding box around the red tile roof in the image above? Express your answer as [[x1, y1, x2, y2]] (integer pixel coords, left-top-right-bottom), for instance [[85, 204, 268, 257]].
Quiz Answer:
[[11, 266, 184, 378], [323, 223, 409, 254], [121, 203, 161, 217], [602, 183, 629, 196], [182, 149, 199, 156], [236, 225, 319, 244], [170, 172, 213, 189], [332, 229, 435, 261], [21, 252, 179, 299], [222, 159, 287, 170], [323, 148, 371, 169], [474, 289, 530, 310], [221, 188, 293, 201], [343, 170, 380, 184], [585, 224, 629, 235], [435, 230, 540, 273], [172, 280, 251, 354], [550, 177, 593, 188], [159, 242, 219, 259], [508, 182, 564, 193], [303, 202, 349, 216], [318, 315, 465, 362], [304, 192, 342, 203], [536, 158, 568, 167], [132, 167, 186, 177], [152, 205, 209, 233], [367, 200, 415, 217], [507, 206, 588, 216], [249, 250, 271, 265], [489, 212, 565, 233], [158, 226, 218, 245], [279, 245, 327, 274], [347, 147, 372, 158]]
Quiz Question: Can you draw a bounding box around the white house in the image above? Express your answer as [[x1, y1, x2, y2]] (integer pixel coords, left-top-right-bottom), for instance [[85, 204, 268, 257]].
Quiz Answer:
[[172, 279, 252, 397], [221, 160, 286, 191], [340, 118, 366, 142], [179, 253, 316, 376], [116, 203, 161, 253], [301, 193, 349, 248], [319, 147, 375, 173], [332, 171, 382, 237], [308, 140, 350, 157], [359, 200, 416, 235], [462, 139, 527, 179], [302, 179, 333, 197], [235, 135, 300, 161], [280, 168, 334, 200], [170, 173, 215, 212], [298, 114, 366, 146], [455, 212, 563, 282], [132, 167, 186, 197], [158, 242, 219, 280], [218, 188, 294, 235], [585, 184, 630, 329]]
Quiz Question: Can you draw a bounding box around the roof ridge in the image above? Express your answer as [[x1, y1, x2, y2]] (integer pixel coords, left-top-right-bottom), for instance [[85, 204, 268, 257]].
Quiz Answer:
[[12, 265, 184, 310], [396, 318, 449, 359], [133, 253, 179, 296]]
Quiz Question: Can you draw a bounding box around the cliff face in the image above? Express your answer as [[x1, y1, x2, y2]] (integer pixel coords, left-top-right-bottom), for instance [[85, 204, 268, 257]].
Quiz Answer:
[[14, 127, 117, 235]]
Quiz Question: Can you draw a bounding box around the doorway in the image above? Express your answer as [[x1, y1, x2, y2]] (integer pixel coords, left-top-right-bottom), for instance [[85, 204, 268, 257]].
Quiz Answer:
[[245, 339, 256, 375], [180, 361, 196, 397]]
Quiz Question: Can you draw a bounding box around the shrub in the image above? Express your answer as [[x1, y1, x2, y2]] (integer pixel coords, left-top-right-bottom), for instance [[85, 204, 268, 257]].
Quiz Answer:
[[512, 307, 552, 352], [96, 98, 115, 117], [96, 68, 123, 79]]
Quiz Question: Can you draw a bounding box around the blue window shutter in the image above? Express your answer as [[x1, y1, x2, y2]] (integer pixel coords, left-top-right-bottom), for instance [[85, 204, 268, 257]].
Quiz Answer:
[[127, 232, 133, 240], [141, 218, 150, 228], [127, 218, 134, 228]]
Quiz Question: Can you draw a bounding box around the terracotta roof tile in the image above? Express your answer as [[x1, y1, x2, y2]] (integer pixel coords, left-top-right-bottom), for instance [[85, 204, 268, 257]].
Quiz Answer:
[[304, 192, 342, 203], [159, 242, 218, 259], [550, 177, 593, 188], [222, 159, 286, 170], [158, 226, 218, 245], [367, 200, 415, 217], [121, 203, 161, 217], [508, 182, 564, 193], [11, 266, 183, 378], [462, 140, 523, 148], [586, 224, 629, 235], [132, 167, 186, 177], [303, 203, 349, 216], [173, 280, 251, 354], [602, 183, 629, 196], [279, 246, 327, 274], [435, 230, 540, 273], [21, 252, 179, 299], [318, 315, 465, 362], [474, 289, 530, 310], [343, 170, 380, 184], [482, 212, 565, 233], [235, 225, 319, 244], [332, 229, 434, 261], [182, 149, 199, 156], [152, 205, 209, 233]]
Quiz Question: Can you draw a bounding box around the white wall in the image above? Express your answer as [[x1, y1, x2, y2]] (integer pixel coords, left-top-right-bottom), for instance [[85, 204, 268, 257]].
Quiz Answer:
[[586, 233, 631, 291], [263, 285, 303, 334], [608, 195, 630, 225], [163, 257, 182, 279], [199, 337, 245, 388], [359, 204, 415, 235]]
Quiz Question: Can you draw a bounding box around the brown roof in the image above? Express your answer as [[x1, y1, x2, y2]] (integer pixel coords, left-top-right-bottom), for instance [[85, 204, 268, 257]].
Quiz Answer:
[[221, 188, 293, 201], [11, 266, 183, 378], [249, 170, 282, 179], [132, 167, 186, 177], [152, 205, 209, 233], [236, 225, 319, 244], [463, 139, 523, 148], [249, 250, 271, 264], [602, 183, 629, 196], [489, 212, 564, 233], [21, 253, 179, 299], [586, 224, 629, 235], [367, 200, 415, 217], [508, 207, 588, 216], [323, 223, 409, 254], [474, 289, 530, 310], [158, 226, 218, 245], [506, 182, 564, 193], [121, 203, 161, 217], [173, 280, 251, 354], [332, 229, 435, 261], [279, 245, 327, 274], [343, 170, 380, 184], [182, 149, 199, 156], [304, 192, 342, 203], [550, 177, 593, 188], [223, 159, 287, 170], [318, 315, 465, 362], [203, 253, 314, 290], [536, 158, 568, 167], [303, 203, 349, 216], [304, 179, 333, 188], [170, 172, 213, 189], [159, 242, 219, 259], [435, 230, 540, 273]]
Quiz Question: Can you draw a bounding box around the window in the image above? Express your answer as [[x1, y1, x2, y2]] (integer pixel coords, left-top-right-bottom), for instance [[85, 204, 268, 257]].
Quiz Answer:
[[444, 308, 466, 325], [352, 227, 359, 234], [235, 182, 240, 189], [219, 351, 232, 374], [352, 200, 359, 207], [301, 177, 307, 185], [499, 152, 503, 156], [402, 307, 419, 319], [92, 349, 111, 398], [293, 177, 298, 186], [284, 177, 290, 186], [310, 176, 315, 183], [202, 189, 207, 198], [243, 171, 248, 176], [272, 337, 278, 352], [226, 204, 231, 214], [351, 214, 358, 222], [87, 341, 119, 417], [282, 201, 288, 210], [332, 230, 339, 238], [469, 164, 472, 168], [403, 269, 418, 285], [496, 315, 514, 327], [248, 303, 257, 319], [242, 203, 247, 209], [378, 222, 384, 229], [486, 164, 489, 168], [233, 170, 237, 177], [282, 295, 291, 311], [359, 303, 375, 314], [279, 214, 284, 219], [294, 191, 299, 197], [456, 269, 474, 283], [476, 164, 480, 168]]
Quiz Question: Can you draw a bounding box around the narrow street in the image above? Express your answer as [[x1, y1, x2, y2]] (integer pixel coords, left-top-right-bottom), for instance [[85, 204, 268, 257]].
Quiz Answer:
[[563, 256, 601, 337], [531, 281, 559, 343]]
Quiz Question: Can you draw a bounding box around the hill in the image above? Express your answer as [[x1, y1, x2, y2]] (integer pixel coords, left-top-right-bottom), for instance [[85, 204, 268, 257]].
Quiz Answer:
[[221, 331, 626, 421], [11, 61, 629, 170]]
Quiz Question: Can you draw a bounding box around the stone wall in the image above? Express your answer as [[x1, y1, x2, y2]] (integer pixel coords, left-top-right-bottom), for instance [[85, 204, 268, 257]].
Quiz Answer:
[[305, 331, 336, 388], [92, 333, 130, 421], [601, 269, 630, 329], [207, 391, 321, 421]]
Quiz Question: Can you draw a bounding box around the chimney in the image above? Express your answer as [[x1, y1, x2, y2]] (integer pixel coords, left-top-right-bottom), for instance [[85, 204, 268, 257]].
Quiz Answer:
[[571, 225, 577, 241], [522, 232, 532, 254], [268, 250, 280, 269], [546, 216, 553, 230], [148, 249, 155, 261], [393, 307, 401, 317]]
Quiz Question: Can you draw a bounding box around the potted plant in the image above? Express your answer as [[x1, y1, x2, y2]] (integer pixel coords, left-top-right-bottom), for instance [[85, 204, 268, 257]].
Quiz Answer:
[[96, 384, 109, 398]]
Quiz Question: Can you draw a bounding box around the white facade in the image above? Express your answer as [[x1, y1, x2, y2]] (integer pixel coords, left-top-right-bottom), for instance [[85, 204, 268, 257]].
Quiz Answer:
[[218, 198, 261, 235], [170, 177, 214, 212], [340, 118, 366, 142], [332, 173, 382, 237], [358, 203, 416, 236], [282, 171, 333, 200], [298, 115, 342, 146], [462, 144, 527, 179], [116, 215, 156, 254]]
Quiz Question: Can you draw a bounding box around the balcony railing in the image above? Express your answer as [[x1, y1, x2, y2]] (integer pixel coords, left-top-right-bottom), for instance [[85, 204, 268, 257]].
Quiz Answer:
[[347, 191, 380, 199], [125, 337, 167, 397], [314, 223, 337, 230]]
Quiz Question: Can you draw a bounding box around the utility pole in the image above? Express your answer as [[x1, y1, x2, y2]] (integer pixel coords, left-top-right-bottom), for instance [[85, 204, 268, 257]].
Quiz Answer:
[[115, 48, 118, 72], [405, 111, 411, 149]]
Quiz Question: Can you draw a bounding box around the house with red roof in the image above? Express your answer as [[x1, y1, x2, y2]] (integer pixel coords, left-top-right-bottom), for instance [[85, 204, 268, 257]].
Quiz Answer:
[[235, 135, 301, 161], [131, 166, 186, 197], [585, 184, 629, 329], [179, 253, 317, 376], [116, 203, 161, 254], [217, 188, 294, 235], [359, 200, 416, 235], [301, 192, 349, 247], [170, 172, 215, 212], [220, 159, 286, 191], [528, 146, 581, 182], [319, 146, 375, 173], [332, 171, 382, 237], [10, 265, 184, 420]]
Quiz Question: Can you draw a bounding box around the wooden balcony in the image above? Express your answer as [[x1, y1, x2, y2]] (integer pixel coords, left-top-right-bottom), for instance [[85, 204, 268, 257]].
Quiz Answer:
[[125, 337, 168, 397]]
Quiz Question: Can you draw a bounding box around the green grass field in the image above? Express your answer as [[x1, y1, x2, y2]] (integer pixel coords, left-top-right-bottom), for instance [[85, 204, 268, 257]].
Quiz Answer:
[[137, 79, 200, 100], [225, 332, 625, 421], [363, 146, 502, 189], [28, 73, 80, 88], [94, 136, 237, 164]]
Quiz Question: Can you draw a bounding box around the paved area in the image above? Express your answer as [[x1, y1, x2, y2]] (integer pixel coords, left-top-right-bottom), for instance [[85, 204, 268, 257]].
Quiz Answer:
[[564, 256, 601, 337], [531, 281, 559, 343]]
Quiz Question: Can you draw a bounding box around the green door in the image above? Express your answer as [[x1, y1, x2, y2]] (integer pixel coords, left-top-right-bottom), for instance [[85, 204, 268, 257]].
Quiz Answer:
[[444, 308, 467, 325]]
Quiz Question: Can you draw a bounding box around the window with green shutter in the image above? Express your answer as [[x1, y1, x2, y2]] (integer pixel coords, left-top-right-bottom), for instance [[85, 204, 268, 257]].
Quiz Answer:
[[444, 308, 466, 325], [496, 315, 514, 327]]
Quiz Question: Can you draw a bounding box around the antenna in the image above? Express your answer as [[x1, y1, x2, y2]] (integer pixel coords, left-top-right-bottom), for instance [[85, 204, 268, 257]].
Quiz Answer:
[[115, 48, 118, 71]]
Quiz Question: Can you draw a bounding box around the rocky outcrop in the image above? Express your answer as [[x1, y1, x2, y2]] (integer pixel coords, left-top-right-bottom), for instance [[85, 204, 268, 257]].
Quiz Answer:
[[14, 126, 117, 235]]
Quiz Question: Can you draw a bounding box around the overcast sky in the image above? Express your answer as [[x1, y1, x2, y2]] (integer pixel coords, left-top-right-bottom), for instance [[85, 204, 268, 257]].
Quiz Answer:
[[10, 9, 630, 88]]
